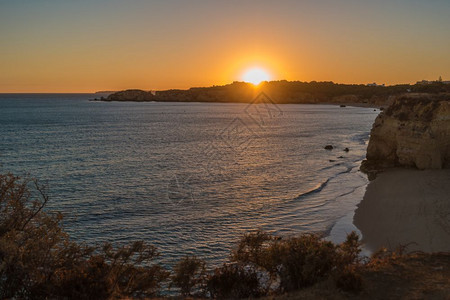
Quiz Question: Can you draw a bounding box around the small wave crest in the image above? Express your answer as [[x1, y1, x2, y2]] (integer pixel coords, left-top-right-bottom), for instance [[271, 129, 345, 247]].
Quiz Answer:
[[295, 165, 354, 200]]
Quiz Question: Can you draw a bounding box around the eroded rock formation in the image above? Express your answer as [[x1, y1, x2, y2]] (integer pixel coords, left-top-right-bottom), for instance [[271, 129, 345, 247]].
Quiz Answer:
[[362, 95, 450, 172]]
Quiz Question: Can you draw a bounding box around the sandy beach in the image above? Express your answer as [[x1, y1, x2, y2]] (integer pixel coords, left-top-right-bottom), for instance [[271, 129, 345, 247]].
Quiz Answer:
[[354, 168, 450, 253]]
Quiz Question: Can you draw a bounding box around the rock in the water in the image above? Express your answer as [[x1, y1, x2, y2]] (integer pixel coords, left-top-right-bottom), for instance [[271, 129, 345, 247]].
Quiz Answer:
[[324, 145, 334, 150], [364, 95, 450, 170], [340, 104, 346, 107]]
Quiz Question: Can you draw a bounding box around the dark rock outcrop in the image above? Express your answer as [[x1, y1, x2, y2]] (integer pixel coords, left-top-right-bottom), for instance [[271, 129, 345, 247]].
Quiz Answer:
[[362, 95, 450, 173], [106, 89, 154, 101]]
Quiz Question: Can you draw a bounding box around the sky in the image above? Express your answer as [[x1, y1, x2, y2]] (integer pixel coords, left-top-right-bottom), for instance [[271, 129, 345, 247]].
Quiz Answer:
[[1, 0, 450, 92]]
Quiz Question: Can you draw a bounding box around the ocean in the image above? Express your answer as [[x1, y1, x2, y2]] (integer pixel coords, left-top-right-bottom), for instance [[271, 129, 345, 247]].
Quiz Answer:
[[0, 93, 379, 267]]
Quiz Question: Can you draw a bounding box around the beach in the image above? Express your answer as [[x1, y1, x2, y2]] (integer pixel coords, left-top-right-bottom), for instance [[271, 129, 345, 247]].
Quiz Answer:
[[354, 168, 450, 253]]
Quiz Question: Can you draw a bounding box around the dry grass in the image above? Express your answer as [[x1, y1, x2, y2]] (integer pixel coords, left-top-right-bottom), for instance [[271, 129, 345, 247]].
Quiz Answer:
[[265, 251, 450, 300]]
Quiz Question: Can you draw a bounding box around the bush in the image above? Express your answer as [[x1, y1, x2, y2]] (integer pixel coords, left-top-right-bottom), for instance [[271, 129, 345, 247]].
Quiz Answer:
[[231, 230, 364, 293], [0, 173, 168, 299], [206, 263, 262, 299], [276, 234, 337, 291], [232, 232, 337, 292], [171, 256, 206, 297], [336, 231, 362, 267], [334, 265, 363, 292], [231, 230, 275, 271], [333, 231, 363, 292]]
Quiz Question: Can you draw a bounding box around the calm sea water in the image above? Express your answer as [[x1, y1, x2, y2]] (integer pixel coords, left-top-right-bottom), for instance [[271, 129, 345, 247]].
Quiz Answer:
[[0, 94, 378, 267]]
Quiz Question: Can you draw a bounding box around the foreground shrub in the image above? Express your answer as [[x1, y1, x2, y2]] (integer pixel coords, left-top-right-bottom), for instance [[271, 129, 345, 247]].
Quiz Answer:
[[276, 234, 337, 291], [171, 256, 206, 297], [231, 230, 364, 294], [0, 173, 168, 299], [367, 243, 410, 270], [207, 263, 262, 299], [334, 265, 363, 292], [336, 231, 362, 267], [333, 231, 363, 292]]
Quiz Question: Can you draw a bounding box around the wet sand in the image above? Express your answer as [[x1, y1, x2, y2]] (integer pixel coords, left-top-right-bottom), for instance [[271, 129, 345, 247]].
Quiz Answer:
[[354, 168, 450, 253]]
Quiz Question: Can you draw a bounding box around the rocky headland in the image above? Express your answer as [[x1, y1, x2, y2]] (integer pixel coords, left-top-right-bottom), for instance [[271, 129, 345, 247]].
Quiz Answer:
[[361, 94, 450, 177], [91, 80, 450, 106], [355, 94, 450, 253], [98, 89, 155, 102]]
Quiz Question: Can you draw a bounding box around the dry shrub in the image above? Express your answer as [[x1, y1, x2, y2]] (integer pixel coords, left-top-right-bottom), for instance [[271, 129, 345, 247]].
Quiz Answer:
[[333, 231, 363, 292], [206, 263, 262, 299], [368, 243, 411, 270], [171, 256, 206, 297], [230, 230, 364, 294], [0, 173, 168, 299], [334, 265, 363, 292]]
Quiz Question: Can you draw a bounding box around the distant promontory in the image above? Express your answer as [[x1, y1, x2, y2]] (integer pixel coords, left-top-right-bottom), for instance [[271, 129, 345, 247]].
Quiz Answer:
[[92, 80, 450, 106]]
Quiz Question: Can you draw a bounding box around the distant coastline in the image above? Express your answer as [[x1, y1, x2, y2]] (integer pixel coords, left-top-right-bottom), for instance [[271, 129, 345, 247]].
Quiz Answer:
[[94, 90, 117, 94], [91, 80, 450, 108]]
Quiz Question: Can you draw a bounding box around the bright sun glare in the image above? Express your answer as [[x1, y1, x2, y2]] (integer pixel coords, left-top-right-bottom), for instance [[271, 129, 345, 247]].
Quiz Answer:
[[242, 68, 270, 85]]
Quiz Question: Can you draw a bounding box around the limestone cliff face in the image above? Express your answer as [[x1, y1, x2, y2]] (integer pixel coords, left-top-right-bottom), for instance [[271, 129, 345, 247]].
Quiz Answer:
[[364, 95, 450, 171], [106, 89, 154, 101]]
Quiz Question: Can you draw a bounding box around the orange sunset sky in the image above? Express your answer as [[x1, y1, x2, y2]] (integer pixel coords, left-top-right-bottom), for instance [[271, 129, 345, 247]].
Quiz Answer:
[[1, 0, 450, 93]]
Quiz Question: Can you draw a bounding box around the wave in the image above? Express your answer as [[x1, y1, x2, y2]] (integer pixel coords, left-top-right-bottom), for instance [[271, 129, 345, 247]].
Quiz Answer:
[[350, 132, 370, 145], [294, 165, 354, 201]]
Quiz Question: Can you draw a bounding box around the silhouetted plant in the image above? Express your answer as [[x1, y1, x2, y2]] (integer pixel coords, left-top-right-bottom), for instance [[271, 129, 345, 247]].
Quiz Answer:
[[0, 173, 168, 299], [231, 230, 365, 293], [206, 263, 262, 299], [231, 230, 274, 271], [232, 232, 336, 292], [333, 232, 363, 292], [334, 265, 363, 292], [271, 234, 337, 292], [336, 231, 362, 267], [171, 256, 207, 297]]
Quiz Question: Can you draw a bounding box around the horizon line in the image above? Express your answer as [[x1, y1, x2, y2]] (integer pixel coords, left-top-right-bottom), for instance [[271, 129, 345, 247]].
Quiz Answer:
[[0, 78, 444, 94]]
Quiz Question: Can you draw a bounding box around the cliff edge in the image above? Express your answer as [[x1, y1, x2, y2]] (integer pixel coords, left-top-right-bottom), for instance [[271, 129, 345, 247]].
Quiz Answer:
[[361, 95, 450, 175]]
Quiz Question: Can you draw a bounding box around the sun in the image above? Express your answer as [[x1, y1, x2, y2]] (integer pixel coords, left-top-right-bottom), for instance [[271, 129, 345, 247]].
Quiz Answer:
[[242, 68, 271, 85]]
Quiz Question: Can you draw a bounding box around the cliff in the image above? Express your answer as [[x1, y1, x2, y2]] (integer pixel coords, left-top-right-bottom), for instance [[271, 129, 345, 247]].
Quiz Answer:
[[362, 95, 450, 174]]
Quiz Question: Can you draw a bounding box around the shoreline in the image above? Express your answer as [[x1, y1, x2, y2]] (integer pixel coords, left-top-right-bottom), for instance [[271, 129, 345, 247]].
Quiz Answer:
[[90, 98, 382, 109], [353, 168, 450, 253]]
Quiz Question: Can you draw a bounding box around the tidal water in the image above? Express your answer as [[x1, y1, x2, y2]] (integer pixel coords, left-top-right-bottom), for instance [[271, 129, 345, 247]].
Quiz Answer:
[[0, 94, 379, 267]]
